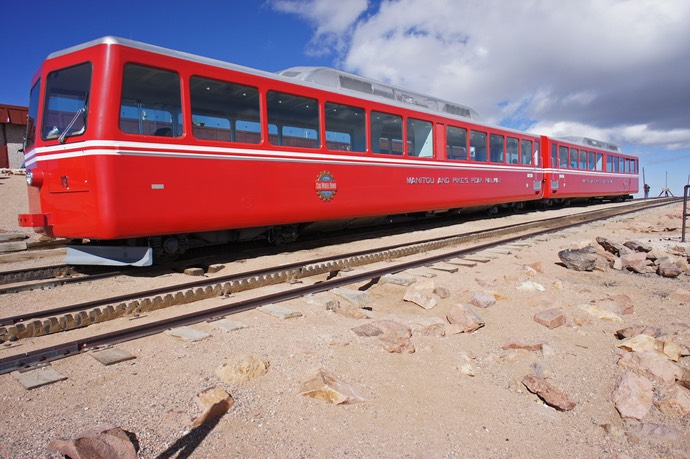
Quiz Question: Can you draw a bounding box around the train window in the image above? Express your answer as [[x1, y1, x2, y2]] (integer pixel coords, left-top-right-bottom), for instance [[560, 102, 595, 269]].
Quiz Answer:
[[371, 111, 403, 155], [534, 140, 540, 166], [446, 126, 467, 160], [606, 155, 613, 172], [42, 62, 91, 141], [521, 140, 533, 165], [571, 148, 580, 169], [190, 76, 260, 144], [470, 130, 487, 162], [325, 102, 366, 152], [559, 146, 568, 168], [407, 118, 433, 158], [507, 137, 519, 164], [120, 64, 182, 137], [267, 91, 320, 148], [551, 144, 557, 167], [619, 157, 625, 173], [490, 134, 504, 163], [613, 156, 620, 172], [595, 153, 603, 171], [587, 152, 595, 170], [26, 80, 40, 149]]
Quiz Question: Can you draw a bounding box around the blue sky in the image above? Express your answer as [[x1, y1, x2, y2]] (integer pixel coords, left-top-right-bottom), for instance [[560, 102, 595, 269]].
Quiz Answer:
[[2, 0, 689, 195]]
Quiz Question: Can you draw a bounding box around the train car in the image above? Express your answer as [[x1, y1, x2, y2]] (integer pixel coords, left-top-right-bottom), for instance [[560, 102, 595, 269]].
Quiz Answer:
[[542, 136, 639, 205], [18, 36, 549, 266]]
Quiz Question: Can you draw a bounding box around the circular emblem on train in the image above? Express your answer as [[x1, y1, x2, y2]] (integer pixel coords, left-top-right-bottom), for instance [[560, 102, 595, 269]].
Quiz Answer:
[[315, 171, 338, 202]]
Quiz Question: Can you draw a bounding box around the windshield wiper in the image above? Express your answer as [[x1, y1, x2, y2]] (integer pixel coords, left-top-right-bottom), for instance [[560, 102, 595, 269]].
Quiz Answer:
[[58, 106, 87, 144]]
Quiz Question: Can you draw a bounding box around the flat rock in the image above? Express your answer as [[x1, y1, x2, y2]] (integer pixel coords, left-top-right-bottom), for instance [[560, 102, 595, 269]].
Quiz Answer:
[[403, 281, 437, 310], [517, 281, 545, 292], [47, 424, 138, 459], [216, 355, 270, 384], [656, 385, 690, 417], [429, 263, 459, 273], [503, 339, 544, 352], [351, 323, 384, 337], [620, 252, 648, 273], [657, 257, 682, 278], [617, 334, 682, 361], [521, 374, 576, 411], [612, 371, 654, 420], [469, 292, 496, 308], [617, 351, 683, 384], [14, 366, 67, 390], [380, 273, 417, 286], [558, 246, 600, 271], [596, 236, 623, 255], [214, 319, 246, 332], [183, 267, 205, 276], [579, 304, 622, 322], [192, 386, 235, 428], [533, 308, 565, 329], [372, 320, 415, 353], [90, 348, 136, 366], [165, 326, 210, 342], [257, 304, 303, 319], [300, 368, 366, 405], [446, 304, 485, 333], [332, 288, 371, 307]]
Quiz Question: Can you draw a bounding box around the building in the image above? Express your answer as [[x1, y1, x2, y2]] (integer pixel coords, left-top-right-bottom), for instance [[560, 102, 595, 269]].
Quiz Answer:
[[0, 104, 28, 169]]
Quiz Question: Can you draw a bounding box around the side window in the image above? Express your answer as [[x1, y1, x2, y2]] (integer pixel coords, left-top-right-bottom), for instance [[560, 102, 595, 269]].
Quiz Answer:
[[587, 151, 596, 170], [559, 146, 568, 168], [190, 76, 260, 144], [26, 80, 41, 149], [521, 139, 533, 165], [267, 91, 320, 148], [325, 102, 366, 152], [551, 144, 557, 167], [407, 118, 433, 158], [490, 134, 504, 163], [507, 137, 519, 164], [606, 155, 613, 172], [446, 126, 467, 160], [43, 62, 91, 141], [371, 111, 403, 155], [534, 140, 540, 166], [120, 64, 182, 137], [470, 130, 487, 162], [613, 156, 620, 172], [571, 148, 580, 169]]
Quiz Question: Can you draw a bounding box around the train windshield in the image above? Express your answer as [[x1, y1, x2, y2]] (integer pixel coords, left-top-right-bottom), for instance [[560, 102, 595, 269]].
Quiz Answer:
[[41, 62, 91, 143], [24, 80, 41, 151]]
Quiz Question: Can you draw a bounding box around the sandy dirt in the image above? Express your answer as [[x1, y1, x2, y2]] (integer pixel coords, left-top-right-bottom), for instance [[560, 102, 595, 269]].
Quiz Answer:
[[0, 172, 688, 458]]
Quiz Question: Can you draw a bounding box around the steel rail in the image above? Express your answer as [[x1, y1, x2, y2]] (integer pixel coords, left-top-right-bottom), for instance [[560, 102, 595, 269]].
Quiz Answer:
[[0, 198, 678, 375], [0, 198, 675, 329]]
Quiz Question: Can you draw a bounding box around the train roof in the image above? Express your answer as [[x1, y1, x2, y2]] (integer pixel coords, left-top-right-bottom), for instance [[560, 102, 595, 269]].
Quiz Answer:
[[46, 37, 485, 122], [277, 67, 481, 121], [557, 136, 620, 153]]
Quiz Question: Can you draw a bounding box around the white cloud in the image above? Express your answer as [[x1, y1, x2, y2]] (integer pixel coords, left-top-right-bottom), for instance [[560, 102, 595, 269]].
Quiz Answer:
[[274, 0, 690, 154]]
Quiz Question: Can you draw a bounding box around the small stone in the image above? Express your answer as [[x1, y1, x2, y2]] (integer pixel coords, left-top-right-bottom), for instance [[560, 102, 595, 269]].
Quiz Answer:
[[207, 264, 226, 274], [517, 281, 545, 292], [657, 257, 682, 278], [300, 368, 366, 405], [612, 371, 654, 420], [521, 374, 576, 411], [620, 252, 648, 273], [216, 355, 270, 384], [183, 267, 205, 276], [502, 339, 544, 352], [624, 240, 652, 253], [372, 320, 415, 353], [469, 292, 496, 308], [656, 385, 690, 417], [191, 386, 235, 428], [446, 304, 485, 333], [403, 284, 437, 310], [533, 308, 565, 329], [558, 246, 601, 271], [579, 304, 622, 322], [351, 323, 384, 337], [47, 424, 138, 459], [596, 236, 623, 255]]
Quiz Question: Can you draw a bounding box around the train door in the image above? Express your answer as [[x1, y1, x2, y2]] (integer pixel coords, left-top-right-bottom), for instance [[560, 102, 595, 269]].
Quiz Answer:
[[533, 139, 543, 196]]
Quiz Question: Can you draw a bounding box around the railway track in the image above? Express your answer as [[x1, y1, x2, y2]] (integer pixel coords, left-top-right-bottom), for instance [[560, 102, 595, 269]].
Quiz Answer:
[[0, 198, 678, 374]]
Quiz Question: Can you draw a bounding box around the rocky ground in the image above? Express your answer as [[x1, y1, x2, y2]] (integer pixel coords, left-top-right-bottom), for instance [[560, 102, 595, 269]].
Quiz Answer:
[[0, 170, 689, 458]]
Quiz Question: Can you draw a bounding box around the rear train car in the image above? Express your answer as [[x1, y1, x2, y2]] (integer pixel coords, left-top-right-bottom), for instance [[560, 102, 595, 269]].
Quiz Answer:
[[541, 136, 639, 205], [18, 37, 633, 266]]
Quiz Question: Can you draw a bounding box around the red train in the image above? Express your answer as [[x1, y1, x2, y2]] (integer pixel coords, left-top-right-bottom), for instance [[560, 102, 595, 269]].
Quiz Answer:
[[18, 37, 639, 266]]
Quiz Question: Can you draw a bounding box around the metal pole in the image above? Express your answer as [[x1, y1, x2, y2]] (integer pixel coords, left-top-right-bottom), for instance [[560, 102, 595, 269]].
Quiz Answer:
[[683, 185, 689, 243]]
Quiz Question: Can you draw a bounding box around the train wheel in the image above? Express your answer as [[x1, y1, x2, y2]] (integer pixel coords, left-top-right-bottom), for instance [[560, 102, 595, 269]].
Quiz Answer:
[[151, 235, 188, 263]]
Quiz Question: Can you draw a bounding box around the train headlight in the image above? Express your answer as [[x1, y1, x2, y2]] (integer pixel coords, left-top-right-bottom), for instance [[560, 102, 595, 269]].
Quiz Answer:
[[26, 168, 44, 187]]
